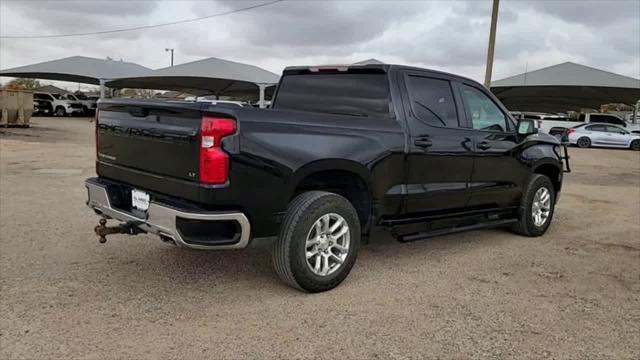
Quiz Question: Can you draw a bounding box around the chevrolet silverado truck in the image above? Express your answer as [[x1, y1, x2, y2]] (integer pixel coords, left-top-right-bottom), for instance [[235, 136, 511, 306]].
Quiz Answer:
[[86, 63, 569, 292]]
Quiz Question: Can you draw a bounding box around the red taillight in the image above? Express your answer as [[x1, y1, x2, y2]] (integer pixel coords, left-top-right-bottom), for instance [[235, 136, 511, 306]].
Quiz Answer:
[[199, 116, 236, 184], [95, 109, 99, 159], [566, 128, 576, 135]]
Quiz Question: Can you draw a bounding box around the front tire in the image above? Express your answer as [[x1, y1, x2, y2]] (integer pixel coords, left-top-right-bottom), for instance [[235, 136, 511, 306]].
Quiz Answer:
[[55, 107, 66, 117], [577, 136, 591, 148], [630, 139, 640, 151], [273, 191, 360, 292], [511, 174, 556, 237]]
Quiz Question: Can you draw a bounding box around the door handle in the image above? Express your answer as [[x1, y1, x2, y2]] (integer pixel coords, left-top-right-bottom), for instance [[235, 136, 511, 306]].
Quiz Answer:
[[414, 137, 432, 148], [477, 141, 491, 150]]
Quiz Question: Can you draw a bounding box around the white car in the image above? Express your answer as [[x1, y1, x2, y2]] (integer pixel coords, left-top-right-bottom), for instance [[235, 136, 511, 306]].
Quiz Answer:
[[523, 112, 640, 136], [567, 123, 640, 150], [63, 93, 97, 114], [33, 92, 84, 116]]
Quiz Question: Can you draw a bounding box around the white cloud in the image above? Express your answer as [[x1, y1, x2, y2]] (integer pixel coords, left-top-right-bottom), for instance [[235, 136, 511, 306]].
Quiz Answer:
[[1, 0, 638, 92]]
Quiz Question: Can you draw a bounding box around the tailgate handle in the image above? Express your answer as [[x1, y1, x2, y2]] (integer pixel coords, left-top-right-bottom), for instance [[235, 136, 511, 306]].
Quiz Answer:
[[128, 107, 148, 117], [128, 107, 158, 122]]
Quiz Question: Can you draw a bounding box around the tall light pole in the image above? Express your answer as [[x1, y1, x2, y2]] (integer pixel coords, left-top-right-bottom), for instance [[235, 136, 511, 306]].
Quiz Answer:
[[165, 48, 174, 67], [484, 0, 499, 88]]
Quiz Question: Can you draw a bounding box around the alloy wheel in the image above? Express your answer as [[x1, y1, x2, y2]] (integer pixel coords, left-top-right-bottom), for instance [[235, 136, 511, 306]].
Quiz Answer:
[[531, 187, 551, 227], [305, 213, 350, 276]]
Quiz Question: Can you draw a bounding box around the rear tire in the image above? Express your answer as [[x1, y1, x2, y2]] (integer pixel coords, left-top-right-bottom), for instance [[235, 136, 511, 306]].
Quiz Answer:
[[273, 191, 360, 292], [630, 139, 640, 151], [511, 174, 555, 237], [577, 136, 591, 148]]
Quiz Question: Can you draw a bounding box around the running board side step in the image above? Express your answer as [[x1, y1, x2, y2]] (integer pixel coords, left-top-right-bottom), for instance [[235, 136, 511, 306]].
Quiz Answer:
[[397, 218, 517, 243]]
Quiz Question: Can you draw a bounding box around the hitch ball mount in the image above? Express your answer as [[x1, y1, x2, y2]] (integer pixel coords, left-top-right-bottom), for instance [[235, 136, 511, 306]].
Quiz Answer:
[[94, 218, 144, 243]]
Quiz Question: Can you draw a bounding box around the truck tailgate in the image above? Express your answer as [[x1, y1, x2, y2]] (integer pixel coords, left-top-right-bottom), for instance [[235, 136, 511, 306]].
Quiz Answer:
[[97, 101, 203, 182]]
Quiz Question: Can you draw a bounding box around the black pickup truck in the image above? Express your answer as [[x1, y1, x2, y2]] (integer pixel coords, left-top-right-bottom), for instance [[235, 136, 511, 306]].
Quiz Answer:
[[87, 63, 569, 292]]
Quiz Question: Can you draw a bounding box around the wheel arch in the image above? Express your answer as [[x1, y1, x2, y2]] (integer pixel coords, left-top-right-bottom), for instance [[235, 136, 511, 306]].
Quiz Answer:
[[532, 162, 562, 194], [289, 160, 373, 233]]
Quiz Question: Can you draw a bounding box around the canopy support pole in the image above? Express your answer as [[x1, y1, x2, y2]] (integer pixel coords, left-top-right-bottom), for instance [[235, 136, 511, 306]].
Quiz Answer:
[[99, 79, 106, 99], [633, 100, 639, 124], [257, 84, 268, 108]]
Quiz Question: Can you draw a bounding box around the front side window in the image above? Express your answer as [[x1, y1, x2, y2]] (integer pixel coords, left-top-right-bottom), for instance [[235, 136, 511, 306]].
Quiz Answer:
[[606, 126, 627, 134], [461, 85, 508, 132], [406, 76, 458, 128]]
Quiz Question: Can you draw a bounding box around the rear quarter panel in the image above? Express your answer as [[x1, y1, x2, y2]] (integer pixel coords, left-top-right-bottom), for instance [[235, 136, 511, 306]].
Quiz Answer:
[[216, 107, 406, 237]]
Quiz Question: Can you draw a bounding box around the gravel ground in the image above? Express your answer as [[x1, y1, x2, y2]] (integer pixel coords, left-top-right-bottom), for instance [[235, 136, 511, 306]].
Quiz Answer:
[[1, 117, 639, 359]]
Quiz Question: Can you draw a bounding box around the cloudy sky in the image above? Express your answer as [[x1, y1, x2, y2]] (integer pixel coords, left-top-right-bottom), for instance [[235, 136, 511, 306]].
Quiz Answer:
[[1, 0, 638, 90]]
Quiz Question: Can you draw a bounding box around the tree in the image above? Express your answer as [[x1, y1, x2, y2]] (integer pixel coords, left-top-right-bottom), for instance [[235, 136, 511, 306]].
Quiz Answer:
[[4, 78, 41, 90]]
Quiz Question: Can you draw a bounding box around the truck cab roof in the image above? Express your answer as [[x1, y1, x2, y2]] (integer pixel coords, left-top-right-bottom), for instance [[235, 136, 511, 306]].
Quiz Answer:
[[282, 63, 483, 87]]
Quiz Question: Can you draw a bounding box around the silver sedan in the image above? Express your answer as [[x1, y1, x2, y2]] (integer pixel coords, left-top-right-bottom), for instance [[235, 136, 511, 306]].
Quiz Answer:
[[567, 123, 640, 150]]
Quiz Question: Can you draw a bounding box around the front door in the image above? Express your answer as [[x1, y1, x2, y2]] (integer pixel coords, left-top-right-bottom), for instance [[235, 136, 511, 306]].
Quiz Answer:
[[400, 72, 475, 214], [605, 125, 630, 146], [458, 83, 525, 209]]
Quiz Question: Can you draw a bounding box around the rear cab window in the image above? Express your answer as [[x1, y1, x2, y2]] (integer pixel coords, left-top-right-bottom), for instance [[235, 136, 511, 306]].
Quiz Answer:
[[591, 114, 625, 126], [273, 70, 390, 118]]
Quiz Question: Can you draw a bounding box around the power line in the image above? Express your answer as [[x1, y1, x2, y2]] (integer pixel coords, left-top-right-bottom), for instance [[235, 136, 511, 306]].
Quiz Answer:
[[1, 0, 284, 39]]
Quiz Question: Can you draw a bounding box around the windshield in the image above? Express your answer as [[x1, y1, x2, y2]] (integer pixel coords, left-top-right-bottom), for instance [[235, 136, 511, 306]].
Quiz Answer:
[[274, 72, 390, 118], [75, 94, 88, 100], [51, 94, 63, 100]]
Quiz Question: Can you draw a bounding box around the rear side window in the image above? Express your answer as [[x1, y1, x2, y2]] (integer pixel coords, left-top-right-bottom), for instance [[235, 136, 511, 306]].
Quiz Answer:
[[587, 125, 606, 132], [406, 76, 459, 128], [274, 73, 390, 118]]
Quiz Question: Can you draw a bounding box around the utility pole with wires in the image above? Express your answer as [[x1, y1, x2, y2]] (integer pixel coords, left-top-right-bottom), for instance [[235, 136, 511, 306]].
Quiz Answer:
[[165, 48, 174, 67], [484, 0, 500, 88]]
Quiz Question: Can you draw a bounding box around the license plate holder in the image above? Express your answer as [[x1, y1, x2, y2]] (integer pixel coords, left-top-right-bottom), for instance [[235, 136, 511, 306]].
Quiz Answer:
[[131, 189, 150, 212]]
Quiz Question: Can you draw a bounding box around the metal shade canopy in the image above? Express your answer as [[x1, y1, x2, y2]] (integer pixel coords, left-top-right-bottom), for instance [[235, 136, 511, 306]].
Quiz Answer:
[[0, 56, 151, 85], [491, 62, 640, 112], [105, 57, 280, 98]]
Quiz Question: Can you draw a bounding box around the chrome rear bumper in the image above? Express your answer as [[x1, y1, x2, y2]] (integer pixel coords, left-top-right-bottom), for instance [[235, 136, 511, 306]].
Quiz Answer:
[[85, 180, 251, 250]]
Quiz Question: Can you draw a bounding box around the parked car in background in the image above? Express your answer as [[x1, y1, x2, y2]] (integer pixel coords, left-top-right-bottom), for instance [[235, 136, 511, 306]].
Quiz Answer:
[[578, 113, 640, 133], [518, 112, 640, 137], [64, 93, 97, 114], [32, 93, 53, 116], [33, 92, 83, 116], [86, 63, 569, 292], [567, 123, 640, 150]]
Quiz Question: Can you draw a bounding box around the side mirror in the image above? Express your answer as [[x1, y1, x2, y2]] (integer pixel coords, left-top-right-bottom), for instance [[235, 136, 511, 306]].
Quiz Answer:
[[517, 119, 538, 135]]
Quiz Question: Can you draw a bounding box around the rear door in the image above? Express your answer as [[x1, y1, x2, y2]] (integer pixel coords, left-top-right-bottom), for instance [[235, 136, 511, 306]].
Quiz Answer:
[[399, 71, 475, 213], [458, 83, 524, 209], [585, 124, 608, 145]]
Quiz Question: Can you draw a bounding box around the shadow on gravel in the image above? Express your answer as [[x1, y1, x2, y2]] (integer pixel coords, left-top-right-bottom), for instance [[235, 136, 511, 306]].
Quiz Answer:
[[91, 226, 513, 295]]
